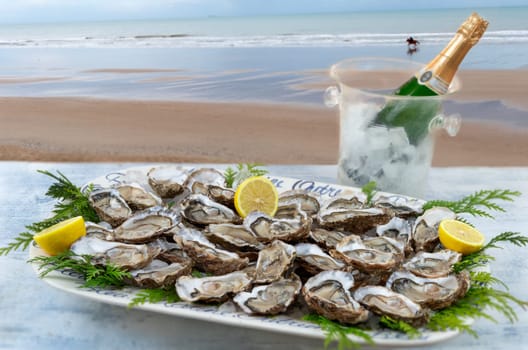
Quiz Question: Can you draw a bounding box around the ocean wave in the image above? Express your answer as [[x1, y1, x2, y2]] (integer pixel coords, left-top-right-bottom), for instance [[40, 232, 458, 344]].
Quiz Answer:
[[1, 30, 527, 48]]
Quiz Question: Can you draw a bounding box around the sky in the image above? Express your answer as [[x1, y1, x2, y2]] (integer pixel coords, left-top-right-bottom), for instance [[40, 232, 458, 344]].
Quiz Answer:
[[0, 0, 526, 23]]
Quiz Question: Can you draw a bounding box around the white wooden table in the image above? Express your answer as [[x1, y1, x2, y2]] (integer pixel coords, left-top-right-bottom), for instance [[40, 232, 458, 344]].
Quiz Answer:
[[1, 162, 527, 350]]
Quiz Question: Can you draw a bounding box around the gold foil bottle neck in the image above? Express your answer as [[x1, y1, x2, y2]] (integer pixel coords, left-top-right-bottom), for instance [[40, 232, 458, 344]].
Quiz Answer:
[[458, 12, 489, 46]]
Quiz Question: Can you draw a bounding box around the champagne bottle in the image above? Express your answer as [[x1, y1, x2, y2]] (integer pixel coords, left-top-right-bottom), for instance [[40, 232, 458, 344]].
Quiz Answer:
[[372, 12, 488, 145]]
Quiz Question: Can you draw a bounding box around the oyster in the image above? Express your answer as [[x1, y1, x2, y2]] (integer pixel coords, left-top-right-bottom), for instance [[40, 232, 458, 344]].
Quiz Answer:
[[147, 165, 189, 198], [254, 240, 296, 283], [85, 221, 114, 240], [207, 185, 235, 208], [115, 183, 162, 210], [176, 270, 252, 303], [183, 168, 225, 191], [147, 238, 191, 265], [386, 270, 470, 310], [318, 196, 392, 233], [206, 223, 265, 251], [244, 210, 311, 243], [302, 270, 369, 324], [128, 258, 192, 288], [173, 226, 248, 275], [376, 217, 413, 256], [309, 228, 346, 250], [354, 286, 429, 327], [89, 188, 132, 227], [412, 207, 456, 252], [112, 207, 179, 243], [278, 190, 320, 216], [373, 195, 424, 219], [402, 250, 462, 278], [331, 235, 399, 273], [70, 236, 154, 271], [233, 274, 302, 315], [181, 194, 240, 226], [363, 236, 405, 258], [295, 243, 345, 274]]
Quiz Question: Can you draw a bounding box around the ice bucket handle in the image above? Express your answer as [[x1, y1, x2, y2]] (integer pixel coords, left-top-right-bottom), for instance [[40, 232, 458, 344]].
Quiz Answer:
[[428, 113, 461, 137], [324, 86, 340, 107]]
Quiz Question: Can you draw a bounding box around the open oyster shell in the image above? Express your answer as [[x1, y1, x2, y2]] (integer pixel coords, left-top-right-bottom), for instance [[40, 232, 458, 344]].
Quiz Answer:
[[206, 223, 265, 251], [295, 243, 345, 274], [244, 210, 311, 243], [412, 207, 456, 252], [254, 240, 296, 284], [112, 207, 179, 243], [278, 190, 321, 217], [402, 249, 462, 278], [233, 274, 302, 315], [127, 258, 192, 289], [115, 182, 162, 210], [308, 228, 347, 250], [89, 188, 132, 227], [176, 270, 252, 303], [147, 165, 190, 198], [354, 285, 429, 327], [386, 270, 470, 310], [181, 194, 240, 226], [302, 270, 369, 324]]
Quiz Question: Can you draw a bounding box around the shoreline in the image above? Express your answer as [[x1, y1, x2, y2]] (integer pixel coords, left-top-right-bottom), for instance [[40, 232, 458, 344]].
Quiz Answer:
[[1, 96, 527, 166]]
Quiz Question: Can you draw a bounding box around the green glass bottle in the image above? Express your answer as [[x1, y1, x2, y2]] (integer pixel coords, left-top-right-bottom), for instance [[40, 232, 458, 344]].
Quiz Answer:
[[372, 12, 489, 145]]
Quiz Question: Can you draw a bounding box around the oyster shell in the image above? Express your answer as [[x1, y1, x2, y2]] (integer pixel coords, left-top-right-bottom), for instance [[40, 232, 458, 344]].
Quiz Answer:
[[206, 223, 265, 251], [147, 238, 191, 265], [254, 240, 296, 283], [309, 228, 346, 250], [176, 270, 252, 303], [331, 235, 399, 273], [183, 168, 225, 191], [181, 194, 240, 226], [207, 185, 235, 208], [244, 210, 311, 243], [302, 270, 369, 324], [386, 270, 470, 310], [373, 195, 424, 219], [376, 217, 413, 257], [295, 243, 345, 274], [147, 165, 189, 198], [318, 196, 392, 233], [278, 190, 320, 216], [412, 207, 456, 252], [233, 274, 302, 315], [89, 188, 132, 227], [112, 207, 179, 243], [354, 286, 429, 327], [173, 226, 248, 275], [85, 221, 114, 240], [128, 258, 192, 289], [402, 250, 462, 278], [70, 236, 154, 271], [115, 183, 162, 210]]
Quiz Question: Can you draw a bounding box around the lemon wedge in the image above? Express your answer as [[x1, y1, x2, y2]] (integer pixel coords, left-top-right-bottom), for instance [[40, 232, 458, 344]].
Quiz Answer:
[[234, 176, 279, 218], [438, 219, 485, 255], [33, 216, 86, 255]]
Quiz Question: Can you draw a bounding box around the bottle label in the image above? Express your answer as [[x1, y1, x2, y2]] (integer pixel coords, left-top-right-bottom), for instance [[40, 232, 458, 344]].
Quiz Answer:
[[416, 69, 449, 95]]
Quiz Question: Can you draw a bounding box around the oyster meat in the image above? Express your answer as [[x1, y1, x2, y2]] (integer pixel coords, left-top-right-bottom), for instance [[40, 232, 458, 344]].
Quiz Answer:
[[112, 207, 179, 243], [376, 217, 413, 256], [181, 194, 240, 226], [354, 285, 429, 327], [302, 270, 369, 324], [233, 275, 302, 315], [308, 228, 347, 250], [115, 183, 162, 210], [295, 243, 345, 274], [70, 236, 154, 271], [147, 165, 189, 198], [412, 207, 456, 252], [85, 221, 114, 240], [128, 258, 192, 289], [173, 226, 248, 275], [386, 270, 470, 310], [89, 188, 132, 227], [254, 240, 296, 283], [244, 211, 311, 243], [278, 190, 320, 216], [331, 235, 399, 273], [176, 270, 252, 303], [402, 250, 462, 278], [206, 223, 265, 251]]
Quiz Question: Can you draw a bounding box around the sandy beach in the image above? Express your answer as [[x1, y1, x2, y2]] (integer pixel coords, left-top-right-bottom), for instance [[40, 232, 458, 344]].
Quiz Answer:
[[1, 67, 527, 166]]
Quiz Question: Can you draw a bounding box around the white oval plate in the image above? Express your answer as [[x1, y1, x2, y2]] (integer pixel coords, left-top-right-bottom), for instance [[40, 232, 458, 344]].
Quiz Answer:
[[29, 165, 462, 348]]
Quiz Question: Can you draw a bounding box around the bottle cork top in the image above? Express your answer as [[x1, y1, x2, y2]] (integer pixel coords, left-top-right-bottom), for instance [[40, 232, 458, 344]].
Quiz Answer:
[[458, 12, 489, 46]]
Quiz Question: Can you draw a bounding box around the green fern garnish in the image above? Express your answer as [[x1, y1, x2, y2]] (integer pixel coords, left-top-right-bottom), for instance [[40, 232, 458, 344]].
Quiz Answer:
[[28, 250, 130, 288], [379, 316, 420, 339], [302, 314, 374, 350], [224, 163, 268, 188], [129, 287, 180, 308], [1, 170, 100, 256], [422, 189, 520, 219], [361, 181, 377, 206]]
